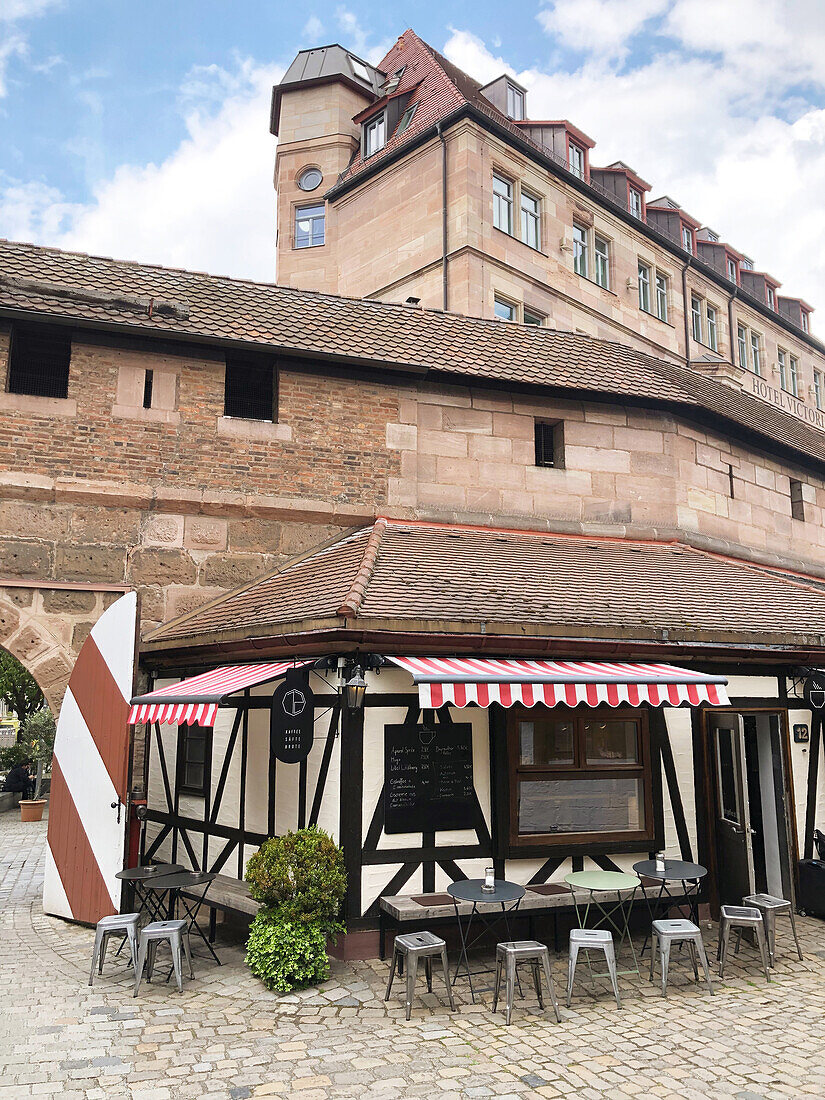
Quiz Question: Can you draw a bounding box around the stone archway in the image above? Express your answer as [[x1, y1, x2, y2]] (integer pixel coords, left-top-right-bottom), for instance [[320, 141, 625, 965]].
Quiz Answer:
[[0, 589, 76, 717]]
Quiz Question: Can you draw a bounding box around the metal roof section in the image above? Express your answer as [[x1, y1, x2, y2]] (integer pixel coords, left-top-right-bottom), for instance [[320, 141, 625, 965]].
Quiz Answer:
[[270, 44, 384, 134]]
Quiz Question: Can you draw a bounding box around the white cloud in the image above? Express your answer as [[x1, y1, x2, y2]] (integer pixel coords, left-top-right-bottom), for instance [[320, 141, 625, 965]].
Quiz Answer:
[[0, 0, 61, 96], [302, 15, 325, 42], [0, 59, 284, 282], [335, 6, 392, 65], [0, 31, 25, 96], [0, 0, 60, 20], [445, 6, 825, 311]]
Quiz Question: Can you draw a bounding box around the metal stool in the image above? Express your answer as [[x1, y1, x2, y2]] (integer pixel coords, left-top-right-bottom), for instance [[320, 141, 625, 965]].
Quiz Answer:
[[493, 940, 561, 1026], [717, 905, 770, 982], [649, 918, 713, 997], [566, 928, 621, 1009], [89, 913, 140, 985], [742, 893, 803, 965], [133, 919, 194, 996], [384, 931, 455, 1020]]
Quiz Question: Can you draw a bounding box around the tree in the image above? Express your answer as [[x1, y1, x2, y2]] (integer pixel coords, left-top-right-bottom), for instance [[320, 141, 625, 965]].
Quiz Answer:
[[0, 651, 44, 726]]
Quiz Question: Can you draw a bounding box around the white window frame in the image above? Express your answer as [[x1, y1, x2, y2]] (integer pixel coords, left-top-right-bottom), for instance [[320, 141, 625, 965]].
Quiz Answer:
[[507, 83, 525, 120], [751, 332, 762, 376], [802, 311, 810, 333], [568, 142, 585, 180], [520, 190, 541, 250], [494, 297, 517, 322], [294, 203, 325, 249], [594, 235, 610, 290], [364, 113, 386, 157], [682, 225, 694, 254], [778, 348, 788, 391], [790, 355, 799, 397], [655, 273, 668, 322], [573, 224, 589, 278], [691, 295, 703, 343], [737, 324, 748, 369], [814, 370, 822, 410], [493, 173, 514, 235], [629, 188, 642, 219], [767, 286, 776, 310], [706, 304, 718, 352], [638, 262, 651, 313], [727, 258, 737, 282], [523, 309, 544, 326]]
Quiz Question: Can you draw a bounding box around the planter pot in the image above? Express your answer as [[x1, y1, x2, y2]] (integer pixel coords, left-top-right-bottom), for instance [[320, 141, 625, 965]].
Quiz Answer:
[[20, 799, 47, 822]]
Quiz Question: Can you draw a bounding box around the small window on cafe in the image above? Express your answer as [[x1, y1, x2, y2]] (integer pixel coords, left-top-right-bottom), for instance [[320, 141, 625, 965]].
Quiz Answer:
[[534, 420, 564, 468], [224, 354, 277, 421], [7, 323, 72, 399], [508, 708, 652, 845], [177, 724, 211, 798]]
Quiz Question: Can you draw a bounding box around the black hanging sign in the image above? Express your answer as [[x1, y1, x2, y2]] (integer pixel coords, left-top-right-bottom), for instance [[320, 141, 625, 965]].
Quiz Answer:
[[384, 722, 474, 834], [804, 672, 825, 712], [270, 667, 315, 763]]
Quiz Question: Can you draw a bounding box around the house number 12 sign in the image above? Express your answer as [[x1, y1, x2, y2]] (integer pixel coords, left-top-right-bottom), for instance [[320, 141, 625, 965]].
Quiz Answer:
[[270, 667, 315, 763]]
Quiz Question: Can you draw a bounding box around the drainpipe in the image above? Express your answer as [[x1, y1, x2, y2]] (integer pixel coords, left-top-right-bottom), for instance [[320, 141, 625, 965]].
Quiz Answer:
[[727, 286, 738, 368], [681, 257, 691, 369], [437, 122, 448, 311]]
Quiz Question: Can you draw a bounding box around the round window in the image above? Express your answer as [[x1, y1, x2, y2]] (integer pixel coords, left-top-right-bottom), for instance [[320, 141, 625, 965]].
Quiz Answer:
[[298, 167, 323, 192]]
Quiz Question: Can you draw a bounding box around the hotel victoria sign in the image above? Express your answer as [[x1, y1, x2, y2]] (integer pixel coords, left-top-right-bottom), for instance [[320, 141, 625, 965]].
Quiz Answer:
[[748, 374, 825, 431]]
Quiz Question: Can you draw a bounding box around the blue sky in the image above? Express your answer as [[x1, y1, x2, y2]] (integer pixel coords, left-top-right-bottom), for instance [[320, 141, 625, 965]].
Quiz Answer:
[[3, 1, 825, 315]]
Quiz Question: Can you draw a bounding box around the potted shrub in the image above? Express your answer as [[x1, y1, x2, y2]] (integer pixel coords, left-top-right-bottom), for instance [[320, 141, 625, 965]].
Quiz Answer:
[[244, 826, 347, 993], [1, 708, 54, 821]]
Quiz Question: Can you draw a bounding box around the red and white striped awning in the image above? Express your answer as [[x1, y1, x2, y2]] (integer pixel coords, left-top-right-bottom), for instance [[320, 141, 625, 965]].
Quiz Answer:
[[388, 657, 729, 710], [129, 661, 310, 728]]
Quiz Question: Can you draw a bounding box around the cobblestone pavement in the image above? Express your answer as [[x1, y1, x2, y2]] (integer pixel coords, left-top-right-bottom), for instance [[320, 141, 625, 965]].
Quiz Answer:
[[3, 814, 825, 1099]]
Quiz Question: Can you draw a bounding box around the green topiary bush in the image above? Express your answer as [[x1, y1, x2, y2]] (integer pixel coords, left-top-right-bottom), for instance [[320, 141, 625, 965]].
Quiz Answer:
[[245, 909, 331, 993], [245, 826, 347, 933]]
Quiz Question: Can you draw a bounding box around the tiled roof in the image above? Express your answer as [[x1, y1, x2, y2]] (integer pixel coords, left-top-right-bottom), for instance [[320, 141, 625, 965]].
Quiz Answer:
[[1, 237, 824, 468], [144, 518, 825, 655]]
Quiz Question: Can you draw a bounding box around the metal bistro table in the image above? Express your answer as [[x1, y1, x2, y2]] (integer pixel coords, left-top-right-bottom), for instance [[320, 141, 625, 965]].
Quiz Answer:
[[142, 870, 220, 966], [447, 879, 526, 1001], [633, 859, 707, 951], [115, 864, 186, 923], [565, 870, 642, 977]]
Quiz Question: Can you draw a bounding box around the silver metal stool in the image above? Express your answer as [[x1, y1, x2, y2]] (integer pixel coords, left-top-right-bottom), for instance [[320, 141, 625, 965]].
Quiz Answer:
[[89, 912, 140, 985], [133, 919, 194, 996], [717, 905, 770, 981], [384, 931, 455, 1020], [493, 940, 561, 1025], [567, 928, 621, 1009], [742, 893, 803, 965], [649, 918, 713, 997]]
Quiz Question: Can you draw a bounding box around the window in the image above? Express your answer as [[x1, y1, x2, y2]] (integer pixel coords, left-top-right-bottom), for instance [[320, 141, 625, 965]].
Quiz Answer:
[[767, 286, 776, 310], [507, 83, 524, 120], [520, 191, 541, 249], [224, 354, 276, 421], [294, 203, 325, 248], [691, 295, 703, 343], [790, 355, 799, 397], [396, 104, 417, 135], [778, 348, 788, 391], [508, 708, 652, 845], [638, 262, 651, 313], [568, 142, 585, 180], [178, 724, 211, 797], [7, 324, 71, 399], [594, 235, 610, 289], [297, 167, 323, 192], [681, 225, 694, 253], [523, 310, 544, 326], [573, 224, 589, 278], [629, 188, 642, 219], [364, 113, 386, 156], [751, 332, 762, 376], [493, 173, 513, 234], [802, 311, 810, 334], [704, 229, 719, 242], [494, 297, 516, 321], [815, 370, 822, 410], [741, 258, 753, 270], [349, 56, 372, 83], [534, 420, 564, 468], [142, 369, 154, 410], [727, 258, 738, 282], [706, 305, 718, 352], [790, 478, 805, 521], [655, 273, 668, 322], [737, 324, 748, 369]]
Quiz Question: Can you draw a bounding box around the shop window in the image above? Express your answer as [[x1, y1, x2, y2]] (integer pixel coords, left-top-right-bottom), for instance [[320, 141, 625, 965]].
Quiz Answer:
[[177, 724, 211, 798], [7, 323, 71, 399], [534, 420, 564, 468], [508, 708, 653, 846], [224, 354, 277, 421]]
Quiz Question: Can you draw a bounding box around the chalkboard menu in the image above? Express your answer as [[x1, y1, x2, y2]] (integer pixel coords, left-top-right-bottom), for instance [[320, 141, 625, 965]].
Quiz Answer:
[[384, 722, 474, 834]]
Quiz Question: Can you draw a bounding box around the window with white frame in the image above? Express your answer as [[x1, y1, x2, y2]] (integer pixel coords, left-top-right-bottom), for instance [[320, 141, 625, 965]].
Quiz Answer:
[[814, 370, 822, 410], [767, 286, 776, 310], [629, 188, 642, 219], [737, 324, 748, 369], [638, 262, 651, 313], [706, 305, 718, 352], [294, 203, 325, 248], [573, 224, 589, 278], [568, 142, 585, 180], [727, 258, 738, 282], [751, 332, 762, 376], [682, 225, 694, 253], [523, 309, 544, 326], [364, 113, 386, 156], [655, 273, 668, 322], [778, 348, 789, 391], [520, 191, 541, 249], [493, 173, 513, 234], [507, 83, 525, 120], [802, 311, 810, 333], [494, 297, 516, 321], [594, 235, 610, 289], [690, 295, 703, 342], [790, 355, 799, 397]]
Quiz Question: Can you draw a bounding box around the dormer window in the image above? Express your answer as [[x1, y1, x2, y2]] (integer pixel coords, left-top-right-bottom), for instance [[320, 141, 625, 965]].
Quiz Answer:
[[364, 113, 386, 157], [507, 83, 525, 120], [741, 258, 753, 271], [384, 66, 406, 94], [349, 56, 372, 83], [704, 229, 719, 242], [802, 311, 810, 333], [681, 225, 694, 254], [629, 188, 642, 219], [727, 258, 738, 282], [568, 142, 585, 180], [767, 286, 776, 310], [396, 104, 417, 136]]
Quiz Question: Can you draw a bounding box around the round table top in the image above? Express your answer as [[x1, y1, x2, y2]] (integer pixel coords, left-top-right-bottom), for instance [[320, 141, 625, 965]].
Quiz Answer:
[[565, 870, 641, 892], [447, 878, 526, 904], [142, 870, 215, 891], [633, 859, 707, 881], [116, 863, 185, 882]]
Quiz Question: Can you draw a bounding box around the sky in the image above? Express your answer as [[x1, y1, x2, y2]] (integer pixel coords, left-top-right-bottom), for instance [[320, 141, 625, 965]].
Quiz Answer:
[[2, 1, 825, 316]]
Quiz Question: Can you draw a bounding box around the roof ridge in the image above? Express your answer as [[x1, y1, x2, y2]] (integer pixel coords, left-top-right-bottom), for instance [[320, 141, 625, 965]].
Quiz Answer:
[[337, 517, 387, 617]]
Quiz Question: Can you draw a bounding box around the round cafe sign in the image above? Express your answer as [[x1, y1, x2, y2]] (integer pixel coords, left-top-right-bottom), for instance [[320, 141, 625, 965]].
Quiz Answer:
[[804, 672, 825, 711]]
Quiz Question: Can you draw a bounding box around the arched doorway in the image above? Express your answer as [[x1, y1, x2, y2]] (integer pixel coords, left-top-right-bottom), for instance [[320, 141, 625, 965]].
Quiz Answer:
[[0, 645, 56, 809], [0, 589, 75, 717]]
